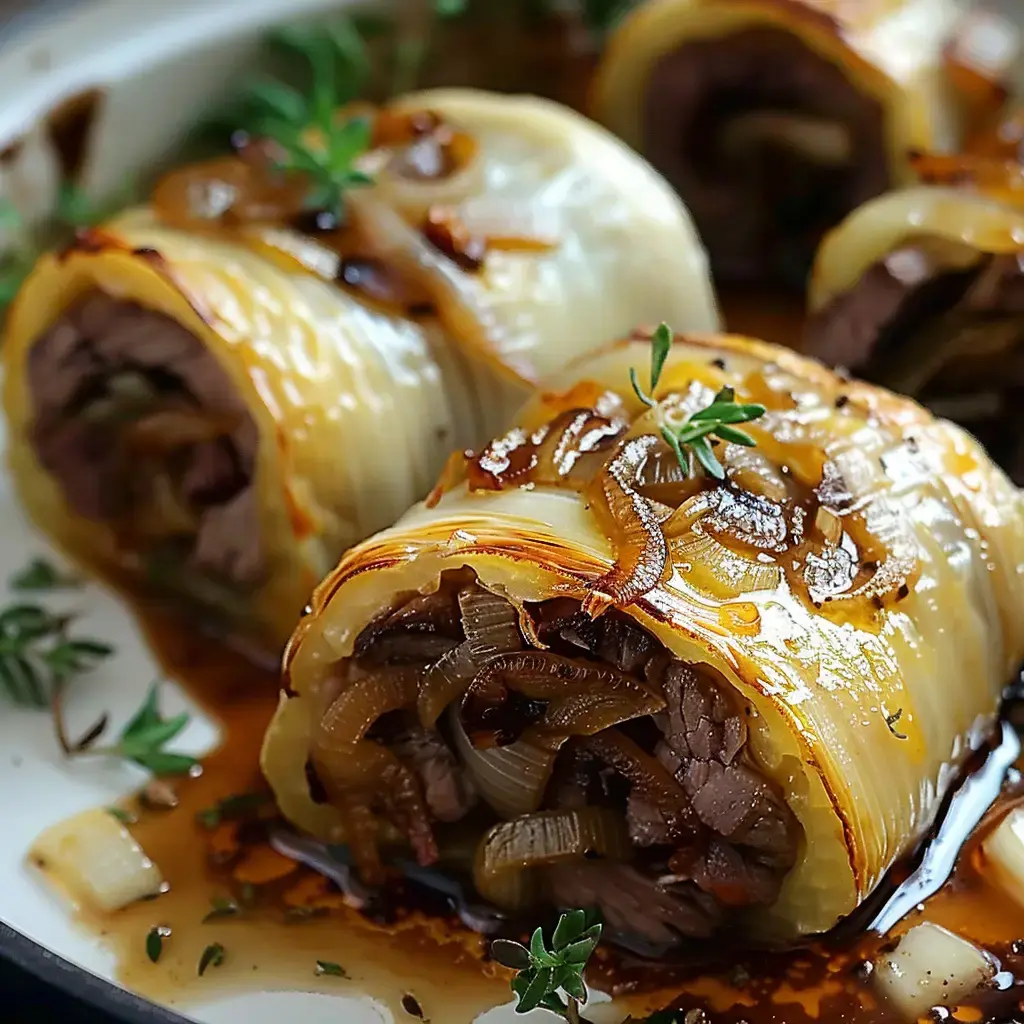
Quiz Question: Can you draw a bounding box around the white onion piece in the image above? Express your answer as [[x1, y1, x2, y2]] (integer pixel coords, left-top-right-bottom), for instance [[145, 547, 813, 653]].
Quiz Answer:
[[450, 705, 557, 819], [873, 923, 996, 1020], [721, 112, 852, 166], [30, 808, 164, 912], [980, 806, 1024, 909]]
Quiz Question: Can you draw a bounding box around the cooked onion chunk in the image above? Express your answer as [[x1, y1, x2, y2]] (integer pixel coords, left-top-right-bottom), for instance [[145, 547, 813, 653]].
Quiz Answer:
[[874, 923, 997, 1019], [30, 808, 164, 913]]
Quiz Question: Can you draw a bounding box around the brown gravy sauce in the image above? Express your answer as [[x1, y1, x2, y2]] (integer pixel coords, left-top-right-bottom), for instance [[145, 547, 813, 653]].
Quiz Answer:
[[34, 292, 1024, 1023]]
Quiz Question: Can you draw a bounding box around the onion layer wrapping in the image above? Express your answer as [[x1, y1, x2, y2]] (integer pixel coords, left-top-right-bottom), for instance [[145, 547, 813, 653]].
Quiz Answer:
[[263, 331, 1024, 942], [1, 90, 718, 655]]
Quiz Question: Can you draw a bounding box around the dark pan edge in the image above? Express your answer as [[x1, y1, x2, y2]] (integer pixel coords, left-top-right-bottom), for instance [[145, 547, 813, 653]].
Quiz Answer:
[[0, 919, 194, 1024]]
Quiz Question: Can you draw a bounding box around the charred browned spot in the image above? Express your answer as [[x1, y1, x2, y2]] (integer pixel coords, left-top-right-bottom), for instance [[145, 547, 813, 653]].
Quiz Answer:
[[422, 207, 487, 273], [45, 88, 104, 182]]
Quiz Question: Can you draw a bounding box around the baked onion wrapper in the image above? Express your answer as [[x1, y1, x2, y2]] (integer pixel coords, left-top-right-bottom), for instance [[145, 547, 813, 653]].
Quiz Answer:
[[592, 0, 962, 190], [809, 186, 1024, 311], [2, 89, 718, 653], [263, 332, 1024, 941]]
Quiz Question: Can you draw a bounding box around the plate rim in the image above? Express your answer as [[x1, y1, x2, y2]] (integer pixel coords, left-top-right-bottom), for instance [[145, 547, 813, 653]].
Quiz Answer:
[[0, 919, 193, 1024]]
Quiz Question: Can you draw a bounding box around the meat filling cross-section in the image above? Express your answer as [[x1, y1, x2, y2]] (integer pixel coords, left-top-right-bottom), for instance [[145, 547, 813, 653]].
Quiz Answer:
[[642, 28, 889, 288], [307, 569, 800, 952], [28, 291, 262, 605]]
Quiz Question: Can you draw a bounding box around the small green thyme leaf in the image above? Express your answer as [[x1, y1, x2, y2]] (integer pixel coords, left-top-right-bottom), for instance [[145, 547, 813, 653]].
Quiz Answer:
[[631, 328, 767, 481], [71, 683, 198, 775], [146, 925, 170, 963], [315, 960, 349, 978], [106, 806, 137, 825], [203, 896, 241, 922], [198, 942, 225, 976], [196, 791, 273, 830]]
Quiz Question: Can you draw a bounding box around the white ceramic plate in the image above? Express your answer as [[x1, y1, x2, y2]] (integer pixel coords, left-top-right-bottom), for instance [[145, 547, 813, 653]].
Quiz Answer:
[[0, 2, 624, 1022]]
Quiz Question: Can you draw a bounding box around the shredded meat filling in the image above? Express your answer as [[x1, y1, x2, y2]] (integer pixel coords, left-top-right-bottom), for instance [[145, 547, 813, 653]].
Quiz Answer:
[[804, 241, 1024, 483], [28, 291, 262, 588], [314, 572, 801, 951], [642, 27, 889, 288]]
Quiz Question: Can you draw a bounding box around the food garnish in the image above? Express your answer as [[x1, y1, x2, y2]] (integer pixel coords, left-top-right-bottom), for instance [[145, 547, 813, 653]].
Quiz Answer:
[[106, 807, 138, 825], [59, 682, 198, 776], [491, 909, 601, 1020], [146, 925, 171, 964], [198, 942, 226, 976], [629, 323, 766, 479], [315, 960, 349, 978], [203, 896, 242, 922], [196, 791, 274, 830], [229, 21, 374, 219], [10, 556, 81, 591], [0, 601, 112, 707]]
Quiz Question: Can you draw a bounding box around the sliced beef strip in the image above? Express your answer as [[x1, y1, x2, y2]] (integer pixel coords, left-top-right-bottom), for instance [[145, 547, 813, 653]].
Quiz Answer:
[[643, 27, 889, 288], [28, 291, 262, 586], [391, 726, 477, 823], [643, 663, 798, 909], [804, 241, 1024, 484], [546, 861, 723, 945]]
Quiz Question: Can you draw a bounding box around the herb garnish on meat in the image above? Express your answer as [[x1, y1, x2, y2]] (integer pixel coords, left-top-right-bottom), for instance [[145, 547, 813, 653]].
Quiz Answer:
[[630, 323, 766, 480]]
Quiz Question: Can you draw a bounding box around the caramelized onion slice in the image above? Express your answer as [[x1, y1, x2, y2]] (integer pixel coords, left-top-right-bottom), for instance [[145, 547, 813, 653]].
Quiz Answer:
[[349, 192, 533, 385], [312, 667, 436, 882], [583, 435, 669, 617], [450, 707, 559, 819], [473, 808, 631, 911], [418, 585, 523, 728], [467, 650, 665, 739]]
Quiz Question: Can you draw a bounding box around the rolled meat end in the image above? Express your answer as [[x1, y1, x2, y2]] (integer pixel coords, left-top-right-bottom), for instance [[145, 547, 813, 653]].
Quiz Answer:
[[805, 187, 1024, 484], [592, 0, 962, 288], [263, 331, 1024, 944], [2, 90, 719, 657]]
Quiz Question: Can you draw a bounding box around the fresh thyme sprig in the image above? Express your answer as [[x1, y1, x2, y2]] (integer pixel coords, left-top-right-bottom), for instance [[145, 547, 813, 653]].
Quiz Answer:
[[61, 682, 198, 775], [630, 323, 766, 481], [0, 602, 113, 707], [232, 19, 375, 220], [491, 910, 601, 1021]]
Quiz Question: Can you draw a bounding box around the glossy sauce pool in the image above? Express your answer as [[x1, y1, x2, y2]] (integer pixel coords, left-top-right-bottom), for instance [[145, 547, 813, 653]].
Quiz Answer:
[[27, 294, 1024, 1024]]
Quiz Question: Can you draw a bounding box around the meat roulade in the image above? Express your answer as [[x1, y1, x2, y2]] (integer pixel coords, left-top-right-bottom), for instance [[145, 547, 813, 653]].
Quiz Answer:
[[261, 329, 1024, 946], [804, 175, 1024, 483], [1, 89, 717, 657], [591, 0, 962, 288]]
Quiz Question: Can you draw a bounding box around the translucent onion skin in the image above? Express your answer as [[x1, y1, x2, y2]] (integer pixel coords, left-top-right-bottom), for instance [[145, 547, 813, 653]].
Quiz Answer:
[[264, 332, 1024, 941], [1, 89, 718, 654], [808, 186, 1024, 311], [592, 0, 962, 182]]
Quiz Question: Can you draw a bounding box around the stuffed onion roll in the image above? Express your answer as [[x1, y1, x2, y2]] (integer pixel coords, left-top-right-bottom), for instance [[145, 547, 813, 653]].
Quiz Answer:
[[591, 0, 962, 287], [2, 90, 717, 656], [805, 182, 1024, 483], [262, 330, 1024, 946]]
